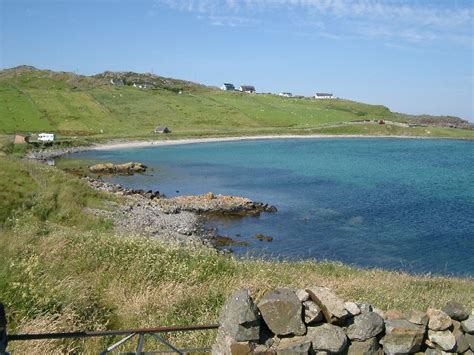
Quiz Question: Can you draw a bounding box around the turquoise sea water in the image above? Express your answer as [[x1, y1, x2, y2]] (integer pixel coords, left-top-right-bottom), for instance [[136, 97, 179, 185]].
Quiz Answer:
[[73, 139, 474, 276]]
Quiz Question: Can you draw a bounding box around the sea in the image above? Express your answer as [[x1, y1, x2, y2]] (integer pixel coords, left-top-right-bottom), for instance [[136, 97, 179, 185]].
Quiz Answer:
[[72, 138, 474, 276]]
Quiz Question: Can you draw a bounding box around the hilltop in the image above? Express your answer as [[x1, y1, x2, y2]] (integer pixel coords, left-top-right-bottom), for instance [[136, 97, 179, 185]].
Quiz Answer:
[[0, 65, 472, 140]]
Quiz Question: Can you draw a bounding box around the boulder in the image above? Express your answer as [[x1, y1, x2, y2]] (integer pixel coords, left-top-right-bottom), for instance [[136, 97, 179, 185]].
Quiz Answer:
[[408, 310, 429, 327], [380, 319, 425, 354], [427, 330, 456, 352], [455, 333, 471, 353], [462, 315, 474, 334], [306, 286, 349, 324], [219, 289, 260, 342], [211, 328, 255, 355], [344, 302, 361, 316], [385, 310, 406, 321], [258, 288, 306, 336], [423, 349, 450, 355], [276, 336, 311, 355], [442, 301, 469, 321], [427, 308, 452, 331], [356, 302, 373, 314], [347, 337, 383, 355], [303, 301, 324, 324], [466, 333, 474, 351], [346, 312, 385, 341], [306, 323, 348, 353], [295, 289, 310, 302]]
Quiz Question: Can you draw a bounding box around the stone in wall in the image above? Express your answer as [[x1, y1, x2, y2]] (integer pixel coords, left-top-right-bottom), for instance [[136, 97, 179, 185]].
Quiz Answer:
[[257, 288, 306, 336], [305, 286, 349, 324]]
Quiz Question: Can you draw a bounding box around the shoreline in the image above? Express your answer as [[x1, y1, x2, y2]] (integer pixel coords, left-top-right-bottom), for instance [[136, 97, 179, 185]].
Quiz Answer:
[[89, 134, 447, 151]]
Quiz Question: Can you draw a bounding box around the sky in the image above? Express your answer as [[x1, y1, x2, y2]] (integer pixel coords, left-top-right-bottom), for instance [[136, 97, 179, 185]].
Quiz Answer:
[[1, 0, 473, 121]]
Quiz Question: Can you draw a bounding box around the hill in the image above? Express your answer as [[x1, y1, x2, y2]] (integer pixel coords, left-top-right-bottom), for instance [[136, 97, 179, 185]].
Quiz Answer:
[[0, 65, 472, 139]]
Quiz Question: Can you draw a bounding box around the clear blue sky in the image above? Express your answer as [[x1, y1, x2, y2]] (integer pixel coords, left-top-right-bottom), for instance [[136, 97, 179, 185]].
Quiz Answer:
[[1, 0, 473, 121]]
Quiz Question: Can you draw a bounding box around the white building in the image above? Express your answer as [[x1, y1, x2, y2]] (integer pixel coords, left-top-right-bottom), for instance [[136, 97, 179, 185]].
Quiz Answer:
[[314, 93, 335, 99], [38, 133, 55, 142], [239, 85, 256, 93], [279, 92, 292, 97]]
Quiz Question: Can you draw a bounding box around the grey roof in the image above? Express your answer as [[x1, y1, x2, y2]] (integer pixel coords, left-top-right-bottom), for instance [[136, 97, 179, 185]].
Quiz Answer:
[[240, 85, 256, 91], [315, 93, 333, 96]]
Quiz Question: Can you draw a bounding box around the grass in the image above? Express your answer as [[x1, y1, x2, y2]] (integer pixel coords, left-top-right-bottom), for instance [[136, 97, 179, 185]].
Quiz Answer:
[[0, 157, 473, 353], [1, 66, 472, 140]]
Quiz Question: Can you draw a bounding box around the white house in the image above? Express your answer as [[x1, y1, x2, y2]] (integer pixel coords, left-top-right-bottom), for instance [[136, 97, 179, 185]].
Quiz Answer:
[[314, 93, 335, 99], [133, 82, 155, 89], [221, 83, 235, 91], [239, 85, 256, 93], [38, 133, 55, 142], [279, 92, 292, 97]]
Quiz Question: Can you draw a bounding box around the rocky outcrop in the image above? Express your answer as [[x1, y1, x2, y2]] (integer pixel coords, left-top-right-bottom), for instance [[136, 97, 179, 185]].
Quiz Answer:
[[89, 162, 147, 175], [213, 286, 474, 354], [155, 192, 277, 216]]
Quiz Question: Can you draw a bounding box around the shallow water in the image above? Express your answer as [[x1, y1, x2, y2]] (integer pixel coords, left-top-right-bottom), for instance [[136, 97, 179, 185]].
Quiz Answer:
[[73, 138, 474, 276]]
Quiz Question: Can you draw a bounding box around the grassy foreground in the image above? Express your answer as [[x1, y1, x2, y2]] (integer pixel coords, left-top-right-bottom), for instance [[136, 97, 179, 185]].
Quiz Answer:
[[0, 157, 473, 353]]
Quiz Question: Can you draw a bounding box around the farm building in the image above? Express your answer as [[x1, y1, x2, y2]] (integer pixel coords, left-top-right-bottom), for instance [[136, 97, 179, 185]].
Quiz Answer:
[[240, 85, 256, 93], [279, 92, 292, 97], [221, 83, 235, 91], [154, 126, 171, 134], [314, 93, 335, 99]]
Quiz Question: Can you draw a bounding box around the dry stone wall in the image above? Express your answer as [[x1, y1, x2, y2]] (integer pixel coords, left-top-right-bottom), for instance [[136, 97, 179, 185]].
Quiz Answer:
[[212, 286, 474, 354]]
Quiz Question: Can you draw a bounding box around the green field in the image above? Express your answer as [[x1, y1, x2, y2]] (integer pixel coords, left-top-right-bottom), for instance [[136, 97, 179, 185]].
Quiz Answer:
[[1, 157, 473, 353], [1, 66, 473, 140]]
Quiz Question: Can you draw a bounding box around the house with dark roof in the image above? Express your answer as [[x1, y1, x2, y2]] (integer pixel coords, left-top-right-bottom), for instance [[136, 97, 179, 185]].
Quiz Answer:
[[221, 83, 235, 91], [279, 92, 292, 97], [239, 85, 256, 93], [110, 78, 124, 86], [314, 93, 335, 99]]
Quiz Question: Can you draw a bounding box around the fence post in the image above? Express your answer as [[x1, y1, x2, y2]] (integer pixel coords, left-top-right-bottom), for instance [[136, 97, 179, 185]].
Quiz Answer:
[[0, 303, 7, 355]]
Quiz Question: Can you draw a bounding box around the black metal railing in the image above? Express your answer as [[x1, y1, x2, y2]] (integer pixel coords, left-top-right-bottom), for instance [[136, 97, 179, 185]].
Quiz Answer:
[[1, 303, 218, 354]]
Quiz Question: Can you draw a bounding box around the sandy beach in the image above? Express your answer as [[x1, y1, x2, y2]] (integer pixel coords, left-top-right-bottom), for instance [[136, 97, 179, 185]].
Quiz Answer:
[[90, 134, 435, 151]]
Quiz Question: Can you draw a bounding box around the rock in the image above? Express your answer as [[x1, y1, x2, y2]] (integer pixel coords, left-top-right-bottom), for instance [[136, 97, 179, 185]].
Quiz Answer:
[[303, 300, 324, 324], [89, 162, 147, 174], [295, 289, 310, 302], [346, 312, 385, 341], [276, 336, 312, 355], [380, 319, 426, 354], [423, 349, 450, 355], [219, 289, 260, 342], [347, 337, 383, 355], [344, 302, 361, 316], [466, 333, 474, 350], [454, 332, 470, 353], [306, 323, 348, 353], [212, 328, 255, 355], [253, 233, 273, 242], [385, 310, 406, 320], [408, 310, 429, 327], [258, 288, 306, 336], [254, 344, 276, 354], [372, 308, 385, 320], [306, 286, 349, 324], [427, 330, 456, 352], [442, 301, 469, 321], [357, 302, 373, 314], [462, 315, 474, 334], [464, 350, 474, 355], [427, 308, 452, 331]]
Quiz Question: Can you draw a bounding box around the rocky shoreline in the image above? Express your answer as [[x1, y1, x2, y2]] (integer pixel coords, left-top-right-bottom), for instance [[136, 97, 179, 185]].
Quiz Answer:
[[82, 176, 277, 249]]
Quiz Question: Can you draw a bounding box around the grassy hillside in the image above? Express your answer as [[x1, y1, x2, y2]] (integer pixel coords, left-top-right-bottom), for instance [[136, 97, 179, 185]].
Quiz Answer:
[[1, 157, 473, 353], [1, 66, 472, 140]]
